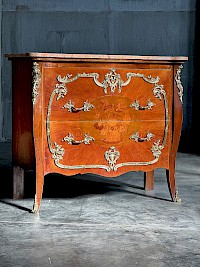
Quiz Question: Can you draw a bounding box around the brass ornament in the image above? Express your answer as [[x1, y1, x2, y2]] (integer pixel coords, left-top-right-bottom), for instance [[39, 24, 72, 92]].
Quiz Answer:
[[32, 62, 41, 105], [62, 133, 95, 145], [52, 142, 65, 161], [130, 99, 156, 110], [175, 188, 182, 203], [56, 69, 163, 94], [130, 131, 154, 142], [175, 65, 184, 103], [104, 147, 120, 170], [151, 140, 164, 158], [63, 99, 94, 112]]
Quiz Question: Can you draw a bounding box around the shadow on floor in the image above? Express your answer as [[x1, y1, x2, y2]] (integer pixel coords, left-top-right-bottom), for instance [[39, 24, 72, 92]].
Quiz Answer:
[[0, 199, 33, 213], [0, 165, 144, 199], [0, 165, 172, 215], [0, 141, 172, 205]]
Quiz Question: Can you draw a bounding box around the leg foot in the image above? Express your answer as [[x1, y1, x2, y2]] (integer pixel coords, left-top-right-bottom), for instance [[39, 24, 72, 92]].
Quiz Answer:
[[166, 169, 176, 201], [144, 171, 154, 190], [13, 166, 24, 199], [175, 188, 181, 203], [32, 172, 44, 214], [32, 194, 40, 214]]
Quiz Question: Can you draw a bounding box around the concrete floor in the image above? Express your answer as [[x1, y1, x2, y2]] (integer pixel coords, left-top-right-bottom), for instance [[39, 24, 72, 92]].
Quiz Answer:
[[0, 141, 200, 267]]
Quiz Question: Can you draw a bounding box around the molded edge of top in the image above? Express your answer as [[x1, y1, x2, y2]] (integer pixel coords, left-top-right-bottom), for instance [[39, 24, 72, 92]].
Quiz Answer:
[[5, 52, 188, 63]]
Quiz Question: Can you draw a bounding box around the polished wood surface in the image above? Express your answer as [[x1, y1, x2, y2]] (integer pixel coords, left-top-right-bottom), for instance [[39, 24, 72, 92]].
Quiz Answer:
[[144, 171, 154, 191], [12, 59, 35, 169], [6, 52, 188, 63], [8, 53, 188, 212]]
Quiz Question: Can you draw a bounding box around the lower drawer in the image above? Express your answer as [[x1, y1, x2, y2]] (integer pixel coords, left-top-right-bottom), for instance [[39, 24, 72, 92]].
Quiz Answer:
[[44, 120, 170, 175]]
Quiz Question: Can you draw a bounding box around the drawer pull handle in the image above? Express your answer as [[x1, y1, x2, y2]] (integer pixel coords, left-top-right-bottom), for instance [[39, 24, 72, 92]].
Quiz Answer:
[[130, 131, 154, 142], [130, 99, 155, 110], [63, 100, 94, 112], [62, 133, 95, 145]]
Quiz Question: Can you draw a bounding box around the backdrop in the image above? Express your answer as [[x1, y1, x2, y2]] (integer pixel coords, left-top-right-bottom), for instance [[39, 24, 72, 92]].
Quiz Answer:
[[1, 0, 198, 154]]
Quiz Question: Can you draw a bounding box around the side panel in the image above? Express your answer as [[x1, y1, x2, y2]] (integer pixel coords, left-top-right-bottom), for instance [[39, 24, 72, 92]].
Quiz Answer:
[[12, 59, 35, 169]]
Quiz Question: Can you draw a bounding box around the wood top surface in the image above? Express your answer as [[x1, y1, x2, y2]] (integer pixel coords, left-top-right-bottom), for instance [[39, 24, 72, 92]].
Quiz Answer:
[[6, 52, 188, 63]]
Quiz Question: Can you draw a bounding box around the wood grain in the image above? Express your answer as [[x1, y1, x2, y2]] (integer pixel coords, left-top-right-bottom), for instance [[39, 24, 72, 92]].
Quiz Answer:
[[6, 53, 188, 63]]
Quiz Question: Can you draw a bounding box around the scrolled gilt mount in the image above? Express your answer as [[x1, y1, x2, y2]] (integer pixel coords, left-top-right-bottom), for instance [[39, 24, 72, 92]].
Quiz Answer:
[[104, 146, 120, 171], [175, 65, 184, 103], [56, 69, 164, 95], [32, 62, 41, 105]]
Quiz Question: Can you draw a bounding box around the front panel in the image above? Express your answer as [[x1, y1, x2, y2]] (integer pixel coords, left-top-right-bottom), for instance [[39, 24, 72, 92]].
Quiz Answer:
[[43, 63, 173, 176]]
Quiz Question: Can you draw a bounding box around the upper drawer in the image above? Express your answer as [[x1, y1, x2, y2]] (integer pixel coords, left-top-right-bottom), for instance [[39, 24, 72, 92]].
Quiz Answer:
[[43, 65, 172, 122]]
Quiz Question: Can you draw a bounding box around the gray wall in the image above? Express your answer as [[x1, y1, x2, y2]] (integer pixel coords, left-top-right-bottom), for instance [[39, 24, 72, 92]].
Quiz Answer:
[[0, 0, 197, 153], [0, 0, 2, 141]]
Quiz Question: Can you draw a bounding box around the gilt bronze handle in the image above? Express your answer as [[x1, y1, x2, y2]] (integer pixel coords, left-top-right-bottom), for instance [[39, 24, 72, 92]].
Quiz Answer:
[[63, 100, 94, 112], [130, 131, 154, 142], [130, 99, 155, 110], [62, 133, 95, 145]]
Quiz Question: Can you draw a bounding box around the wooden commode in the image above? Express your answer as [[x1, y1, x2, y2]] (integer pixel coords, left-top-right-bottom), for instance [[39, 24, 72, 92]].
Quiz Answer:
[[7, 53, 188, 213]]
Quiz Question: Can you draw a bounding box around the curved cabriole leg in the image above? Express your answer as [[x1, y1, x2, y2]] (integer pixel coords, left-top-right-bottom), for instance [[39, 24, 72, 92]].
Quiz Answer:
[[166, 168, 181, 203], [32, 129, 44, 213], [166, 65, 184, 202], [32, 129, 45, 213], [32, 61, 44, 213], [32, 171, 44, 213], [166, 167, 175, 201]]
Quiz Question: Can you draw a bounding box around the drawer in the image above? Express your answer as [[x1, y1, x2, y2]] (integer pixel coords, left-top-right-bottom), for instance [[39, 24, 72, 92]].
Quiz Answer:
[[44, 66, 172, 122], [45, 94, 168, 123], [45, 120, 170, 173]]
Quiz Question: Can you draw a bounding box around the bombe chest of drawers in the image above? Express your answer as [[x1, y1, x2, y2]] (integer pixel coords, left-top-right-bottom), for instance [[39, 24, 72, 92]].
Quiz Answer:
[[7, 53, 188, 213]]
